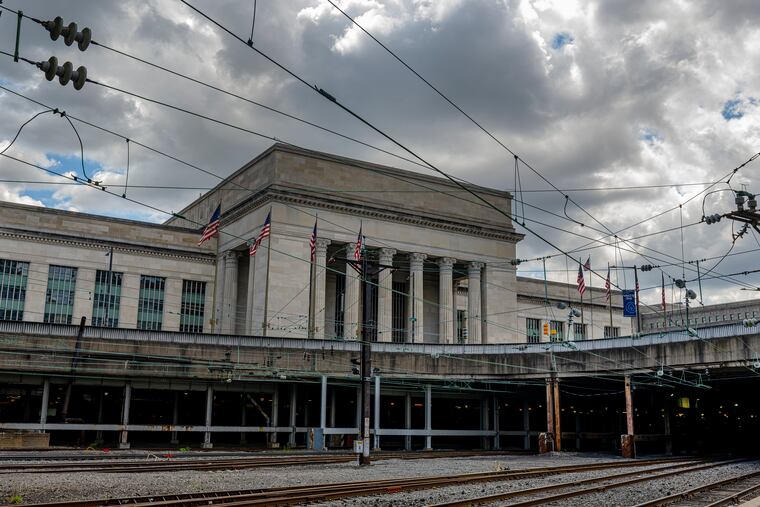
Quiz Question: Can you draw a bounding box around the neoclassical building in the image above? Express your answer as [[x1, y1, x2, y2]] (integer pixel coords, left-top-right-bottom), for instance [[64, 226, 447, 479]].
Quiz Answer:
[[0, 144, 629, 343]]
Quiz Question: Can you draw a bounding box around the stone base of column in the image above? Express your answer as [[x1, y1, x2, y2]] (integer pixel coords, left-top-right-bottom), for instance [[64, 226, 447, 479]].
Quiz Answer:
[[621, 434, 635, 458], [201, 441, 213, 449], [538, 432, 554, 454], [118, 441, 130, 450]]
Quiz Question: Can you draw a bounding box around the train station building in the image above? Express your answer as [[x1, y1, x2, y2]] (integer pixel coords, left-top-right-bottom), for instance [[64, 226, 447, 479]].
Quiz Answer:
[[0, 143, 758, 455]]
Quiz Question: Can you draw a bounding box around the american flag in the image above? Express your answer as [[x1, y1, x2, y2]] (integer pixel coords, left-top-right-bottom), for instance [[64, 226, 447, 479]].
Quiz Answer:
[[583, 256, 591, 271], [354, 225, 363, 261], [249, 211, 271, 257], [605, 268, 611, 302], [309, 219, 317, 261], [198, 204, 221, 246], [661, 272, 666, 311], [577, 262, 586, 296]]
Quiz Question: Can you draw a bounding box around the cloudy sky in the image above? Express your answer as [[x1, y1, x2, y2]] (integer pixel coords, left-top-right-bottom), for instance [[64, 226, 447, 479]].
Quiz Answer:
[[0, 0, 759, 307]]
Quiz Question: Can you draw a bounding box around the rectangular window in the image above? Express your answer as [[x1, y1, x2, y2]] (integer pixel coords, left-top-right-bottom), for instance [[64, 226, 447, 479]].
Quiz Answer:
[[573, 323, 587, 340], [456, 309, 467, 343], [526, 318, 540, 343], [392, 281, 407, 343], [0, 259, 29, 321], [180, 280, 206, 333], [604, 326, 620, 338], [333, 272, 345, 339], [549, 320, 564, 342], [44, 265, 77, 324], [137, 275, 165, 330], [92, 270, 123, 328]]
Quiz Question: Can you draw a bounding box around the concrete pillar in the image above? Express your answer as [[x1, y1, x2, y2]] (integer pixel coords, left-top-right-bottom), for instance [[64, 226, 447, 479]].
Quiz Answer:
[[437, 257, 456, 344], [480, 397, 490, 450], [221, 251, 239, 334], [24, 262, 48, 323], [329, 386, 336, 448], [288, 384, 297, 447], [72, 268, 95, 324], [202, 385, 213, 449], [119, 383, 131, 449], [467, 262, 484, 344], [663, 401, 672, 455], [344, 243, 360, 340], [523, 399, 530, 450], [376, 248, 396, 342], [404, 392, 412, 451], [408, 253, 427, 342], [163, 278, 183, 332], [373, 376, 381, 450], [320, 376, 327, 433], [39, 379, 49, 429], [493, 396, 501, 450], [214, 254, 226, 333], [171, 392, 179, 445], [240, 393, 247, 445], [424, 384, 432, 450], [313, 239, 331, 339], [270, 385, 279, 447]]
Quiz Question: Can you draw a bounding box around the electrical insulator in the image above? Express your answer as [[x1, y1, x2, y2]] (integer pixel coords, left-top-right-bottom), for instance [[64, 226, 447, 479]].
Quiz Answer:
[[704, 214, 722, 225], [42, 16, 92, 51], [675, 279, 686, 289], [640, 264, 653, 272], [747, 195, 757, 210], [37, 56, 87, 90], [510, 259, 522, 266]]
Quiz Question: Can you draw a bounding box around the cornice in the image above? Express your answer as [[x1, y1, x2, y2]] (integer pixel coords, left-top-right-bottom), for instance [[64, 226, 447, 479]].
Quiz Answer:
[[0, 228, 216, 264], [223, 187, 525, 243]]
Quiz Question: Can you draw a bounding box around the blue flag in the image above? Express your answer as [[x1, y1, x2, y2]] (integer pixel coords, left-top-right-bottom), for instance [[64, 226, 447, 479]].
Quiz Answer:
[[622, 290, 637, 317]]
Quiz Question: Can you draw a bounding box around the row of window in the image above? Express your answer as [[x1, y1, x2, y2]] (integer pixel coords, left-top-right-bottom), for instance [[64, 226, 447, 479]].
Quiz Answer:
[[0, 259, 207, 333], [648, 310, 759, 329], [525, 317, 620, 343]]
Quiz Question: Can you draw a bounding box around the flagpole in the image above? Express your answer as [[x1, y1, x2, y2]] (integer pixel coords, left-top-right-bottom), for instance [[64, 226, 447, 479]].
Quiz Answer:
[[262, 207, 273, 337], [579, 259, 584, 334], [608, 262, 613, 333], [588, 261, 594, 340], [634, 265, 641, 334]]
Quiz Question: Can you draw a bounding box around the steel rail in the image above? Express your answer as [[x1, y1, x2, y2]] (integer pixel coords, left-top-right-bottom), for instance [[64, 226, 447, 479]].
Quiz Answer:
[[0, 450, 525, 474], [631, 469, 760, 507], [429, 459, 750, 507], [22, 457, 698, 507]]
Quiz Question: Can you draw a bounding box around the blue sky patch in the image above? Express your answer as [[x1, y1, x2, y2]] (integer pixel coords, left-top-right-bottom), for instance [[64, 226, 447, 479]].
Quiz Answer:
[[640, 128, 662, 145], [721, 98, 744, 120], [551, 32, 574, 49]]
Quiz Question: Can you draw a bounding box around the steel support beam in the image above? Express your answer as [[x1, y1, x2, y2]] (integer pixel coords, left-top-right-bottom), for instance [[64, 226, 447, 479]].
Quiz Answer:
[[118, 383, 131, 449]]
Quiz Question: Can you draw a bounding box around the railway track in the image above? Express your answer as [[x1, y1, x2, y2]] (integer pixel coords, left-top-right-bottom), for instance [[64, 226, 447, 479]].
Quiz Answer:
[[633, 469, 760, 506], [429, 458, 757, 507], [21, 457, 698, 507], [0, 450, 522, 474]]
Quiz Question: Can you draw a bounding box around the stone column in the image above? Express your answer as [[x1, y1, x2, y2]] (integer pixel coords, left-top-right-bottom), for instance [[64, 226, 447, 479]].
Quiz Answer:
[[404, 392, 412, 451], [203, 385, 213, 449], [376, 248, 396, 342], [437, 258, 455, 344], [214, 254, 226, 333], [408, 253, 427, 343], [313, 239, 331, 339], [467, 262, 484, 344], [288, 385, 297, 447], [320, 376, 327, 431], [344, 243, 361, 340], [493, 396, 501, 450], [221, 251, 239, 334], [245, 253, 256, 335], [270, 385, 279, 447]]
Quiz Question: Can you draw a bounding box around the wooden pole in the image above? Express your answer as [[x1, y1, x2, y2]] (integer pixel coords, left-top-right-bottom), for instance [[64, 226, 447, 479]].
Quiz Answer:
[[553, 378, 561, 451]]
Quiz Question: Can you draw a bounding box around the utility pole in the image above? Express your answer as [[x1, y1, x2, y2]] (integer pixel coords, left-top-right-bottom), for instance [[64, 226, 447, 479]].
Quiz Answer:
[[359, 248, 371, 465]]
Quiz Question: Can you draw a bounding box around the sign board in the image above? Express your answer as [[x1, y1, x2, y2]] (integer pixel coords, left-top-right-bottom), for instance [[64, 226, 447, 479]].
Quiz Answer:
[[622, 290, 637, 317], [353, 439, 364, 454]]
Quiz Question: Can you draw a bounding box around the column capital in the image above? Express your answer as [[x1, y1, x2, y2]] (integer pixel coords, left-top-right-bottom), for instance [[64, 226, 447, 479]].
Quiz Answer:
[[379, 247, 397, 260], [409, 252, 427, 263], [468, 261, 484, 274], [315, 237, 331, 251], [224, 250, 240, 262], [437, 257, 456, 269]]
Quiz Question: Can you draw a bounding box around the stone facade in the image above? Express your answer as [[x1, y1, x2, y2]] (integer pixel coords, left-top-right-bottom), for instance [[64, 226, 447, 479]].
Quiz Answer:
[[0, 144, 641, 343]]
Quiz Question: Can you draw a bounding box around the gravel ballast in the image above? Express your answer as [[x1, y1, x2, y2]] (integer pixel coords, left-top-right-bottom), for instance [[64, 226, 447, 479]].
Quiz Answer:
[[2, 452, 755, 506]]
